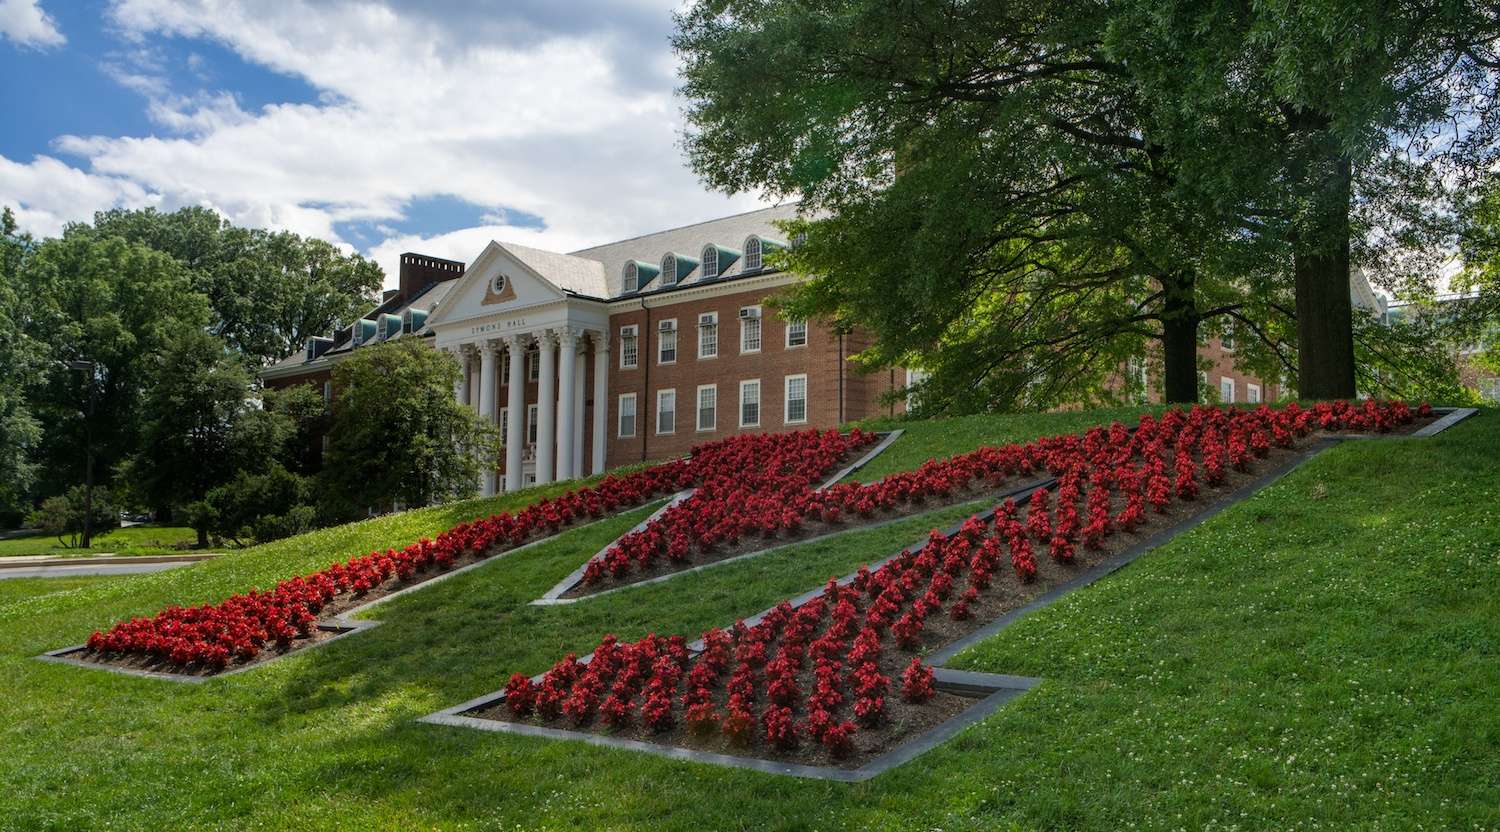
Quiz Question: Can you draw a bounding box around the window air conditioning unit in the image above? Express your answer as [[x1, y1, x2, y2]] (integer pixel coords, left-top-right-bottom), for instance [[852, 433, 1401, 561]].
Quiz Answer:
[[659, 320, 676, 332], [739, 307, 760, 320]]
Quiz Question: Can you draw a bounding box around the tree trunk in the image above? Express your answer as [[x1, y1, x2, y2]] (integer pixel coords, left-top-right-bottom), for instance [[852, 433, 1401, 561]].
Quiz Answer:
[[1284, 107, 1357, 400], [197, 526, 209, 549], [1160, 271, 1200, 403]]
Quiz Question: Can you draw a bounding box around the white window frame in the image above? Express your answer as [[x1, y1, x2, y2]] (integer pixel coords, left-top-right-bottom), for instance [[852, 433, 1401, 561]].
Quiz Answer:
[[1247, 383, 1262, 404], [527, 350, 539, 382], [661, 254, 678, 287], [696, 384, 717, 432], [499, 406, 509, 446], [526, 404, 539, 445], [656, 389, 676, 435], [739, 379, 761, 428], [617, 393, 637, 438], [784, 374, 808, 425], [698, 312, 719, 359], [785, 319, 808, 349], [743, 236, 762, 271], [740, 305, 762, 354], [619, 325, 639, 370], [700, 246, 719, 279], [658, 319, 678, 365], [1221, 324, 1236, 352], [622, 262, 638, 293], [1219, 376, 1236, 404]]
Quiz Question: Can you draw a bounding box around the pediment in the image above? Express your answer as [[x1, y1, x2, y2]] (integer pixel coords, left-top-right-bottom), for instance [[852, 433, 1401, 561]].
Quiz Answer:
[[426, 242, 567, 327]]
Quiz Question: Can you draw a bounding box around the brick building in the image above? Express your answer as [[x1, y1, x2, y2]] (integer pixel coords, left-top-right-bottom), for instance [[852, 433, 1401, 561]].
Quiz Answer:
[[263, 205, 905, 494]]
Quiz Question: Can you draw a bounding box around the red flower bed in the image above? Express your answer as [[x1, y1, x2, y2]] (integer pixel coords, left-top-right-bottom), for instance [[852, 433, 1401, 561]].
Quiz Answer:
[[581, 429, 879, 583], [487, 400, 1423, 763], [80, 430, 870, 673]]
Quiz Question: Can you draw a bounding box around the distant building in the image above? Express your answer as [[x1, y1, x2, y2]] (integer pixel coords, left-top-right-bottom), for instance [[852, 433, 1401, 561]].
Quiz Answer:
[[261, 205, 908, 494]]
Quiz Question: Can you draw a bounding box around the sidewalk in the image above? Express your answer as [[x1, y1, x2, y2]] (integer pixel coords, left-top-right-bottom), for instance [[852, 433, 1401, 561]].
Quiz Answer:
[[0, 552, 219, 570]]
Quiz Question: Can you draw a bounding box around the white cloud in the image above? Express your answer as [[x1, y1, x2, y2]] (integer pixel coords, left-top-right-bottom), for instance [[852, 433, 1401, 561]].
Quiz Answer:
[[0, 0, 767, 288], [0, 0, 64, 48]]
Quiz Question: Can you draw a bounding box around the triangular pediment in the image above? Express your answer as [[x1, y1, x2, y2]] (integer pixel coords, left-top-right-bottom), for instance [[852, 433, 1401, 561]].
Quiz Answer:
[[426, 241, 572, 327]]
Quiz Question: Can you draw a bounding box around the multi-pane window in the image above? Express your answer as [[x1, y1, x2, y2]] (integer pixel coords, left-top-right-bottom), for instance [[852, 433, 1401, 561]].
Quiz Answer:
[[661, 254, 678, 287], [699, 312, 718, 358], [701, 246, 719, 279], [656, 389, 676, 435], [618, 393, 637, 438], [744, 236, 762, 271], [500, 351, 510, 385], [697, 384, 717, 431], [740, 306, 762, 353], [1221, 324, 1236, 351], [739, 379, 761, 427], [786, 319, 807, 348], [527, 349, 539, 382], [1220, 377, 1236, 403], [499, 407, 509, 446], [658, 319, 678, 364], [623, 262, 638, 293], [526, 404, 539, 444], [1247, 383, 1262, 404], [784, 374, 808, 424], [620, 325, 638, 369]]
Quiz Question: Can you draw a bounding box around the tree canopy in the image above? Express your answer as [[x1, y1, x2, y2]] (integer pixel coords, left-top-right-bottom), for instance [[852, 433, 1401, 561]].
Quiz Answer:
[[674, 0, 1500, 410]]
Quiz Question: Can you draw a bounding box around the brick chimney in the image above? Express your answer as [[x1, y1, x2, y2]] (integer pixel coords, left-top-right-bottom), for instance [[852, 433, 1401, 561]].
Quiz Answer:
[[397, 253, 466, 302]]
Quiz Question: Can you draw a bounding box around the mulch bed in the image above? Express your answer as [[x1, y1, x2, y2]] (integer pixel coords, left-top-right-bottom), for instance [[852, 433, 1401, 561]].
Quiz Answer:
[[469, 418, 1437, 768]]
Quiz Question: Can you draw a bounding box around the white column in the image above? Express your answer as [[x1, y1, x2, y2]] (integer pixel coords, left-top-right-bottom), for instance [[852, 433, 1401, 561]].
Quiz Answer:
[[556, 328, 578, 481], [467, 349, 481, 412], [477, 341, 499, 497], [572, 344, 586, 479], [451, 347, 468, 405], [504, 334, 526, 493], [592, 331, 609, 475], [535, 330, 557, 485], [459, 346, 475, 407]]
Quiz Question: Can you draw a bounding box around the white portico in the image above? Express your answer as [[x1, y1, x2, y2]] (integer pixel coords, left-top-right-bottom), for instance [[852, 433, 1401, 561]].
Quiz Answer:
[[425, 240, 612, 495]]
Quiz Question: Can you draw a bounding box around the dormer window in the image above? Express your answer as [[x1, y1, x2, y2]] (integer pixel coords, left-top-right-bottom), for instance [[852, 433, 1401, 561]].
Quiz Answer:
[[743, 237, 762, 272], [701, 246, 718, 279], [699, 244, 740, 280], [622, 260, 659, 293], [659, 252, 699, 288]]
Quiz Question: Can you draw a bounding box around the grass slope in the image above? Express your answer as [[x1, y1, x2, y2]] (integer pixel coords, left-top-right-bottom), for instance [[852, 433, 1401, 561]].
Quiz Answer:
[[1, 409, 1496, 830]]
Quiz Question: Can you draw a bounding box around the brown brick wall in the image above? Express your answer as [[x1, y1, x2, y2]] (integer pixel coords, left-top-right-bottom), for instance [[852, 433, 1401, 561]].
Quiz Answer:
[[602, 285, 889, 468]]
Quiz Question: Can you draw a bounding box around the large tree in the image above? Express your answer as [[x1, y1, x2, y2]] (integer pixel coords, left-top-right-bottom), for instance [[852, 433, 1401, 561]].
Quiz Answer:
[[0, 209, 43, 523], [91, 207, 384, 366], [674, 0, 1499, 408], [17, 226, 210, 503], [1110, 0, 1500, 399], [319, 339, 498, 519]]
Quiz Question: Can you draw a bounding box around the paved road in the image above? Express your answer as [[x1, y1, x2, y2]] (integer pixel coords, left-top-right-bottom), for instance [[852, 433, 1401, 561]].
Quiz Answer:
[[0, 561, 193, 580]]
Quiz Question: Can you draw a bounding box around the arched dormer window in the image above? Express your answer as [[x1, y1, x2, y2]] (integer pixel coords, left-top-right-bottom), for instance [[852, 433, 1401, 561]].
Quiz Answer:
[[742, 235, 786, 273], [699, 244, 741, 280], [622, 259, 659, 293], [743, 236, 762, 272], [660, 252, 700, 287]]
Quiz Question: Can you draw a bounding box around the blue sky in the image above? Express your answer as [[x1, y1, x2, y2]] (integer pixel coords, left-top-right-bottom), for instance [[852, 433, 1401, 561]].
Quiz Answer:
[[0, 0, 763, 285]]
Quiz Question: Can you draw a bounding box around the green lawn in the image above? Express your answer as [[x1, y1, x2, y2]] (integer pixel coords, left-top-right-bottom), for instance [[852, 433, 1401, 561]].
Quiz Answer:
[[0, 575, 119, 607], [0, 524, 201, 558], [1, 409, 1495, 830]]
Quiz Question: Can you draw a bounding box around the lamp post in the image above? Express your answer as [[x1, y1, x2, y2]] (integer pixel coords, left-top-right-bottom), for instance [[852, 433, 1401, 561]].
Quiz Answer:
[[66, 359, 97, 548]]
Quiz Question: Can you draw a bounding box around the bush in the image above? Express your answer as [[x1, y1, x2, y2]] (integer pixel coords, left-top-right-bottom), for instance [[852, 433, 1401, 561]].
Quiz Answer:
[[199, 464, 315, 546], [27, 486, 119, 547]]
